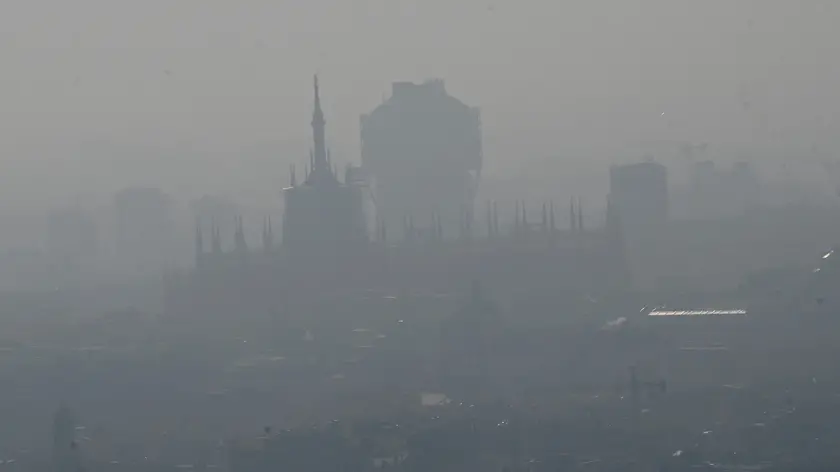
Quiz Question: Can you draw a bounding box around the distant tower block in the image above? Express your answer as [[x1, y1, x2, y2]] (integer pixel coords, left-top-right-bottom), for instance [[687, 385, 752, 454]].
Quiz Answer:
[[361, 79, 482, 239], [609, 162, 668, 243]]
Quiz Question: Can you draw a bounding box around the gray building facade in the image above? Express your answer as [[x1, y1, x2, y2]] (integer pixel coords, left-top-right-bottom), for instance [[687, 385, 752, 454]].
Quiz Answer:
[[360, 79, 482, 238], [608, 162, 668, 242]]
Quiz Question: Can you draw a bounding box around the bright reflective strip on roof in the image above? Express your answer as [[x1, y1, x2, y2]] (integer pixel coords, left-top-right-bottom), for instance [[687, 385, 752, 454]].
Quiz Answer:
[[648, 309, 747, 316]]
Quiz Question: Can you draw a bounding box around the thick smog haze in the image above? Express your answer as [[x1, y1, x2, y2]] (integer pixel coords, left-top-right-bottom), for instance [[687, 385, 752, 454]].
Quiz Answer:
[[10, 2, 840, 468], [1, 0, 839, 213]]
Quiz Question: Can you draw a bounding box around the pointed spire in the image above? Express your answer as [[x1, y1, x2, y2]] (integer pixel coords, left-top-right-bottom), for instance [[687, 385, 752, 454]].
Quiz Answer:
[[577, 198, 584, 232], [262, 216, 273, 253], [521, 202, 528, 229], [549, 201, 556, 232], [211, 219, 222, 254], [570, 197, 577, 233], [493, 201, 499, 237], [313, 74, 322, 119], [310, 74, 330, 179], [486, 201, 493, 239], [234, 215, 247, 255]]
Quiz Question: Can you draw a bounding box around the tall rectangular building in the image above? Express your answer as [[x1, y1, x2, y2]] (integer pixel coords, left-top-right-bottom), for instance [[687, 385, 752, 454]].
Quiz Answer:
[[113, 187, 175, 275], [360, 79, 482, 239], [609, 162, 668, 241]]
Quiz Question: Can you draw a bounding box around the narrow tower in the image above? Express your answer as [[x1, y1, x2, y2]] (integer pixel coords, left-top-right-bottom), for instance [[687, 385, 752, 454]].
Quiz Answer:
[[262, 217, 273, 253], [234, 216, 247, 254], [549, 201, 556, 232], [307, 75, 335, 185], [195, 219, 204, 269], [521, 202, 528, 230], [486, 201, 493, 239], [211, 220, 222, 254], [577, 198, 584, 232], [493, 201, 499, 237], [281, 77, 368, 256]]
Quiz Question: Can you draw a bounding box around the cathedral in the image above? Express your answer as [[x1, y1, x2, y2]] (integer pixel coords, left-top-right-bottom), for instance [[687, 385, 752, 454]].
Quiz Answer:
[[167, 78, 628, 325], [282, 76, 368, 259]]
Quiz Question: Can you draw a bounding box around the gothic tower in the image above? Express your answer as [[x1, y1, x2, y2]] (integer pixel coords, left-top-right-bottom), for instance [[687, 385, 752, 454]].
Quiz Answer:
[[306, 75, 337, 187], [282, 76, 367, 257]]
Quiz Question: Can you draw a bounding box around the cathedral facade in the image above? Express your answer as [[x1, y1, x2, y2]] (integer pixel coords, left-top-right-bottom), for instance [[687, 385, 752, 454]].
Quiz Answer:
[[281, 76, 368, 259], [166, 79, 628, 325]]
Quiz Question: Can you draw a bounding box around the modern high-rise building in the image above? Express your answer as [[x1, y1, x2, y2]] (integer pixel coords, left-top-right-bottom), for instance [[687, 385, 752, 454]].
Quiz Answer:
[[360, 79, 482, 238], [608, 162, 668, 242], [679, 160, 759, 219], [113, 187, 175, 275]]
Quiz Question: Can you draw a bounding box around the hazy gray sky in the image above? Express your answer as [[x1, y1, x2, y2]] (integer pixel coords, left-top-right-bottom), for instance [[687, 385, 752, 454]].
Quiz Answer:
[[1, 0, 839, 215]]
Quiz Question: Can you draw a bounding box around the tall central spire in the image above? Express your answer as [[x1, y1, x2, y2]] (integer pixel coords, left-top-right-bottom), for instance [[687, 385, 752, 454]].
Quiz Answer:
[[311, 75, 329, 177]]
